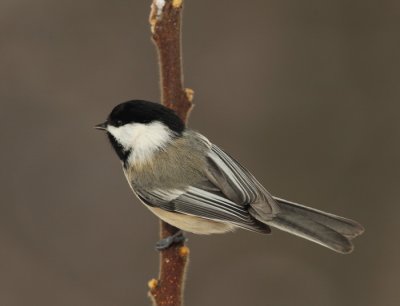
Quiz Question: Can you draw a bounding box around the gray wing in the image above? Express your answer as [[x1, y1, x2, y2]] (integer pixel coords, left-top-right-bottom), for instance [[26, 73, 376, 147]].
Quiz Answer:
[[136, 185, 269, 233], [205, 144, 280, 221], [132, 134, 276, 233]]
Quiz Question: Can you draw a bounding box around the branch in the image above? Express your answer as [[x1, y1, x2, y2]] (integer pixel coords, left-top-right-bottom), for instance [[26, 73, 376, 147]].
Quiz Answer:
[[148, 0, 193, 305], [150, 0, 194, 121]]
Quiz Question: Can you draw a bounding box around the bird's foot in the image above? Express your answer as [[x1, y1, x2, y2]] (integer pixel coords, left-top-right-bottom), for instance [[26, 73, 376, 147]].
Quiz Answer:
[[155, 230, 187, 251]]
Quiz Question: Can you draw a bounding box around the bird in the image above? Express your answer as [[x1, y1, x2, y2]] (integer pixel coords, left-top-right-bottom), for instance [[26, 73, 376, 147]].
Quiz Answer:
[[95, 100, 364, 253]]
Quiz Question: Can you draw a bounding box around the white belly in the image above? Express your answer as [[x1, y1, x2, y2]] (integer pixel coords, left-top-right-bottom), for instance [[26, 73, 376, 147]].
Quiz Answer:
[[148, 207, 236, 234]]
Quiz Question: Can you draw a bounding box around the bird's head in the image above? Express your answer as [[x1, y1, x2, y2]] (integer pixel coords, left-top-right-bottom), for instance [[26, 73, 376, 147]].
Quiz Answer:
[[95, 100, 185, 165]]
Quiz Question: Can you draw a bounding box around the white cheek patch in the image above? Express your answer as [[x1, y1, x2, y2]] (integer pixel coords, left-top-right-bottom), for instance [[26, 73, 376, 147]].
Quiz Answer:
[[107, 121, 174, 163]]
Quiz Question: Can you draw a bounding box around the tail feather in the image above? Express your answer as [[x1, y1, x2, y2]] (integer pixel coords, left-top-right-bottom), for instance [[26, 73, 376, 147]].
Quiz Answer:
[[252, 197, 364, 254], [273, 197, 364, 239]]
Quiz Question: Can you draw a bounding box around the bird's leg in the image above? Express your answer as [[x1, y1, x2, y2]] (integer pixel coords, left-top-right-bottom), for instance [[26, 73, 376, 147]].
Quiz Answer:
[[155, 230, 187, 251]]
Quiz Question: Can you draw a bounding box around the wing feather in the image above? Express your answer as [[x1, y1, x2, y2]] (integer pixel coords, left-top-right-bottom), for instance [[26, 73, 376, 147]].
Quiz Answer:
[[206, 145, 279, 220], [130, 133, 274, 234], [136, 187, 269, 233]]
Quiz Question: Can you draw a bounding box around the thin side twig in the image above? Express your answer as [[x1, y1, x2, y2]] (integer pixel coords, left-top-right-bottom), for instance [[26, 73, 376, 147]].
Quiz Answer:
[[148, 0, 193, 305]]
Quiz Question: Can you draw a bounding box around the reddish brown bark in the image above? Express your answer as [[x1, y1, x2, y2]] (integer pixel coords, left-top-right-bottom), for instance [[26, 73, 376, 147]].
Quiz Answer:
[[148, 1, 193, 305]]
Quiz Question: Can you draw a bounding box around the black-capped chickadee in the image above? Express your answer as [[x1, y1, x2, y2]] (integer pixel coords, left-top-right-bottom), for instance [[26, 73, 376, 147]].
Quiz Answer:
[[95, 100, 364, 253]]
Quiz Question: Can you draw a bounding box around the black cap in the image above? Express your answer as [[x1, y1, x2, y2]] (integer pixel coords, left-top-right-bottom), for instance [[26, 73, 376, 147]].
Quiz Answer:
[[106, 100, 185, 134]]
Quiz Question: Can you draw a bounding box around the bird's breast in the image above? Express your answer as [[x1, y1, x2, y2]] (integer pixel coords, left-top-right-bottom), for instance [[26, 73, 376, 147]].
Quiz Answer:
[[147, 207, 236, 234]]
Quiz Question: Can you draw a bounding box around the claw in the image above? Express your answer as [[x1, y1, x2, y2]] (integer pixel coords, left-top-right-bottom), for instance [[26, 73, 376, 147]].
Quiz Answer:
[[155, 230, 187, 251]]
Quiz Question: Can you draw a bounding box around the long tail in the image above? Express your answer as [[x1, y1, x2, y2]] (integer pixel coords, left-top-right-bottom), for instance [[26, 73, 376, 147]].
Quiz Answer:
[[264, 197, 364, 254]]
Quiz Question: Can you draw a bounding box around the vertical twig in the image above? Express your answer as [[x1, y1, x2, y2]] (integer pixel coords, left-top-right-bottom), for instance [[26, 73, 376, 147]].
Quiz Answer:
[[147, 0, 193, 305]]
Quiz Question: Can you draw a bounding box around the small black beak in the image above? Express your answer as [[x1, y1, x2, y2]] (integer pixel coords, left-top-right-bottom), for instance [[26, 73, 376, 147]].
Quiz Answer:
[[94, 122, 107, 131]]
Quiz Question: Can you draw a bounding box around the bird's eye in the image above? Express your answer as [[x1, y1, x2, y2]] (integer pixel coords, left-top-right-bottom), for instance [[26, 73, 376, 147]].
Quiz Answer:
[[116, 120, 123, 126]]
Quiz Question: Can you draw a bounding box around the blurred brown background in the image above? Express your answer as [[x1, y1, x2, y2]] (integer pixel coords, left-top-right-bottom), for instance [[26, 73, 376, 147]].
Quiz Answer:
[[1, 0, 399, 305]]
